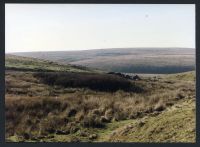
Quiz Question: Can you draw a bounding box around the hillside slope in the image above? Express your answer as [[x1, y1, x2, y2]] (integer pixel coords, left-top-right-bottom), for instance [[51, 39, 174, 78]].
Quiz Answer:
[[107, 98, 195, 142], [5, 54, 95, 73], [11, 48, 195, 74]]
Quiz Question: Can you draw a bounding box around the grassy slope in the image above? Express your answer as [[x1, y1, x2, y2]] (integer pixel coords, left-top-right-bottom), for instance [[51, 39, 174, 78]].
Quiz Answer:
[[107, 98, 195, 142], [166, 71, 196, 81], [5, 54, 95, 73], [103, 71, 196, 142]]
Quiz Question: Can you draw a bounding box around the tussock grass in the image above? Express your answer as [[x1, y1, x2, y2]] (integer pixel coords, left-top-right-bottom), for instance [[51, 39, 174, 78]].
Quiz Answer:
[[5, 70, 195, 142]]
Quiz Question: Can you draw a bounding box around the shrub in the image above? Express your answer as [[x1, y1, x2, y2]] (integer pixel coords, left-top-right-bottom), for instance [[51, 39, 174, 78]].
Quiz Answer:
[[34, 72, 143, 92]]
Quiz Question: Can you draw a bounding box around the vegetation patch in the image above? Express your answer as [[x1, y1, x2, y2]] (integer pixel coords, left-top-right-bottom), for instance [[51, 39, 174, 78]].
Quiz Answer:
[[34, 72, 143, 92], [108, 98, 196, 142]]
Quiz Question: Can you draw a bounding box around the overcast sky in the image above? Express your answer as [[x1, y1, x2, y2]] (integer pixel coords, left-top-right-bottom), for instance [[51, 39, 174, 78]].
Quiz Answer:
[[5, 4, 195, 53]]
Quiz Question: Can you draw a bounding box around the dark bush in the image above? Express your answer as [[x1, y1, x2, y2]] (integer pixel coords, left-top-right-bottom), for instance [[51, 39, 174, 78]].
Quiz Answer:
[[34, 72, 143, 92]]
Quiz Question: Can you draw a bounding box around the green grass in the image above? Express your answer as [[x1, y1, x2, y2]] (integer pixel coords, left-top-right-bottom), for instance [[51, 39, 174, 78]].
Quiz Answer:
[[108, 98, 195, 142], [5, 55, 94, 73], [166, 71, 195, 81]]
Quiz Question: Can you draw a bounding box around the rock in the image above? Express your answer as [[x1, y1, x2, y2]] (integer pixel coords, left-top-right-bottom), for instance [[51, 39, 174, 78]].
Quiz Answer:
[[89, 134, 98, 140], [125, 75, 131, 79], [132, 75, 141, 80]]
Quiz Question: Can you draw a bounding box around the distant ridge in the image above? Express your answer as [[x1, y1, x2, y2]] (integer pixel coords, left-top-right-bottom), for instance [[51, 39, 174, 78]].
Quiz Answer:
[[10, 48, 195, 74], [8, 47, 195, 54]]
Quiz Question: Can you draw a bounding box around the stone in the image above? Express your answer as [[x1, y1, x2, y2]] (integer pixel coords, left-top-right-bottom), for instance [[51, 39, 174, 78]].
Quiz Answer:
[[89, 134, 98, 140]]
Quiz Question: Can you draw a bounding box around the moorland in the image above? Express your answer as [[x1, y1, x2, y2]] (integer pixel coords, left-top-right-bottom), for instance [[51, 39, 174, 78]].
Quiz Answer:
[[13, 48, 195, 73], [5, 48, 196, 142]]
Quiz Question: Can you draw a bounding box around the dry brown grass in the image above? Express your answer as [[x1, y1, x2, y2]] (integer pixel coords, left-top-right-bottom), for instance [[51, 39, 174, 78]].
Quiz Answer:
[[5, 71, 195, 141]]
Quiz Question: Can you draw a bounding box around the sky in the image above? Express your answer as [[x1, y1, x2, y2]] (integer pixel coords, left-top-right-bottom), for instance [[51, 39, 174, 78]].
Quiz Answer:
[[5, 4, 195, 53]]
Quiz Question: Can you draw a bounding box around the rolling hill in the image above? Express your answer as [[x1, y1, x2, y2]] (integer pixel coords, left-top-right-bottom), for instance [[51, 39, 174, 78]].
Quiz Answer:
[[11, 48, 195, 74], [5, 54, 95, 73]]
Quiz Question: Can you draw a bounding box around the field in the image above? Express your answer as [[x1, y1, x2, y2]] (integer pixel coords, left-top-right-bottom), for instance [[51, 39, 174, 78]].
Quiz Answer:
[[5, 54, 196, 142], [12, 48, 195, 74]]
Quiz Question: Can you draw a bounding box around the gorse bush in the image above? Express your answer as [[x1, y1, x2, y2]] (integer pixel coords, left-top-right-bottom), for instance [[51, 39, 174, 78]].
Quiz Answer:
[[34, 72, 143, 92]]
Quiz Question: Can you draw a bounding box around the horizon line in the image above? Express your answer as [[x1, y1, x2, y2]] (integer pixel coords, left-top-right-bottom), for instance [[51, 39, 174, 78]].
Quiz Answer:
[[6, 47, 195, 54]]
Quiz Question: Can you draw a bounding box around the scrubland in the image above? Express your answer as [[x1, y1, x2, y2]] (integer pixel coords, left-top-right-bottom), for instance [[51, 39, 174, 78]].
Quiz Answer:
[[5, 55, 196, 142]]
